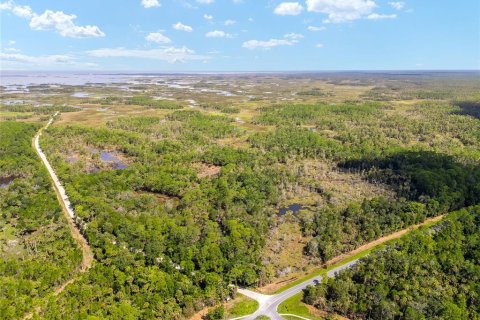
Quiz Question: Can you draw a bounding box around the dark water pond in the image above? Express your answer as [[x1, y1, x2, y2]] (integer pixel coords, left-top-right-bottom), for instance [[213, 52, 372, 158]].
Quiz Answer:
[[100, 151, 128, 169], [278, 203, 306, 216], [0, 176, 16, 188]]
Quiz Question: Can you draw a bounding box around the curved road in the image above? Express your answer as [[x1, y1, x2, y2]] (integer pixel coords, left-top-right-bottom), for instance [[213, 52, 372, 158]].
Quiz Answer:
[[33, 112, 444, 320], [232, 214, 445, 320], [235, 259, 359, 320]]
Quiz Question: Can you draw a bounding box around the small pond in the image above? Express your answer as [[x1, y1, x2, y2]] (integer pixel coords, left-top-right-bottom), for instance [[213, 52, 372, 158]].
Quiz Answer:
[[0, 176, 16, 188], [278, 203, 307, 216], [100, 151, 128, 169]]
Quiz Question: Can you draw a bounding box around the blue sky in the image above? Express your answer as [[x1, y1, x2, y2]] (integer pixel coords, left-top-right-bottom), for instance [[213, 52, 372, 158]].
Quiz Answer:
[[1, 0, 479, 71]]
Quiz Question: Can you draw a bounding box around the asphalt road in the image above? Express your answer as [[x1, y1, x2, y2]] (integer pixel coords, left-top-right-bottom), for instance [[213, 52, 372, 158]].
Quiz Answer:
[[234, 259, 360, 320]]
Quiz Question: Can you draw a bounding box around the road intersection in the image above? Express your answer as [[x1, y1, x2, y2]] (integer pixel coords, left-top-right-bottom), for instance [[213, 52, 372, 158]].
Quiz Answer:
[[233, 259, 360, 320]]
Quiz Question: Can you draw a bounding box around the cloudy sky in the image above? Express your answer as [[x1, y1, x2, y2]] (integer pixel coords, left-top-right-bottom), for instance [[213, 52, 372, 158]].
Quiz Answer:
[[1, 0, 479, 71]]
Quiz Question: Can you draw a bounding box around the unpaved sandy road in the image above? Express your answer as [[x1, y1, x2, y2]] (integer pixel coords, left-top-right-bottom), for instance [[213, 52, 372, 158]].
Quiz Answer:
[[24, 112, 94, 319]]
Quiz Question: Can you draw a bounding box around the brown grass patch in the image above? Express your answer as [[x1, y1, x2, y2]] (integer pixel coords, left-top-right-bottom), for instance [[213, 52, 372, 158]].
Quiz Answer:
[[195, 163, 221, 178]]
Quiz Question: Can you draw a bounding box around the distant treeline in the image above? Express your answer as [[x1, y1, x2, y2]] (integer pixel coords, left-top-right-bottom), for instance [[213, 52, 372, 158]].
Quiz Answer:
[[2, 104, 80, 114]]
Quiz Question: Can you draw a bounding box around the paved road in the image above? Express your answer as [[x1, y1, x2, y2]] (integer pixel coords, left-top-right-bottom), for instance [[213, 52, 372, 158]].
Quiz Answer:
[[235, 259, 359, 320], [231, 214, 446, 320]]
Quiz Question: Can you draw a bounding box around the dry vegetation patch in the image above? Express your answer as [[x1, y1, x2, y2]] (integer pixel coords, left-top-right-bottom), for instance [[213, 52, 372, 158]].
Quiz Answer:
[[261, 220, 317, 290], [194, 162, 222, 178], [297, 160, 394, 207]]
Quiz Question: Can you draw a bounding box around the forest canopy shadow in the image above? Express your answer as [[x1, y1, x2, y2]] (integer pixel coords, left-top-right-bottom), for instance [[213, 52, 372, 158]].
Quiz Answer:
[[452, 101, 480, 120], [339, 150, 480, 211]]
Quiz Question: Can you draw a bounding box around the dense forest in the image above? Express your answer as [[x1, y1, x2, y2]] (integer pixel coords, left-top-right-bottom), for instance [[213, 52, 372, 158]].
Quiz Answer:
[[303, 205, 480, 319], [0, 122, 82, 319], [38, 113, 286, 319], [301, 151, 480, 262], [1, 73, 479, 319], [34, 96, 480, 319]]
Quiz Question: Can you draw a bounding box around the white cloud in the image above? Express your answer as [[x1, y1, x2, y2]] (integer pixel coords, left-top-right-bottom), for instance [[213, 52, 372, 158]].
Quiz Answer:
[[0, 1, 10, 10], [1, 52, 72, 63], [145, 32, 171, 44], [0, 1, 32, 17], [389, 1, 405, 10], [205, 30, 232, 38], [367, 13, 397, 19], [87, 47, 208, 64], [248, 17, 254, 22], [284, 32, 304, 39], [0, 51, 98, 69], [1, 2, 105, 38], [306, 0, 376, 23], [173, 22, 193, 32], [224, 19, 236, 26], [0, 0, 34, 19], [141, 0, 160, 8], [8, 40, 16, 45], [29, 10, 105, 38], [204, 14, 213, 20], [196, 0, 214, 4], [12, 5, 32, 18], [316, 43, 324, 48], [274, 2, 304, 16], [307, 25, 326, 31], [242, 38, 297, 50]]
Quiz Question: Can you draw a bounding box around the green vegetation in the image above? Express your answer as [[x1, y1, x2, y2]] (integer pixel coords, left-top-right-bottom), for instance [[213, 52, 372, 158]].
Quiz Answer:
[[302, 150, 480, 262], [126, 95, 183, 109], [303, 206, 480, 319], [297, 88, 329, 97], [227, 294, 259, 318], [1, 104, 80, 114], [252, 105, 480, 266], [273, 246, 376, 295], [278, 292, 323, 320], [1, 73, 479, 320], [201, 104, 241, 114], [249, 125, 340, 161], [39, 82, 480, 319], [204, 306, 224, 320], [0, 122, 82, 319], [251, 101, 480, 161], [36, 111, 285, 318], [254, 103, 379, 126]]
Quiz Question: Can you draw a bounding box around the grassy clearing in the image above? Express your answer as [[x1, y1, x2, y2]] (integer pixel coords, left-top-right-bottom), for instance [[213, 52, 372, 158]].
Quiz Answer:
[[189, 294, 258, 320], [278, 292, 324, 320], [226, 294, 259, 318]]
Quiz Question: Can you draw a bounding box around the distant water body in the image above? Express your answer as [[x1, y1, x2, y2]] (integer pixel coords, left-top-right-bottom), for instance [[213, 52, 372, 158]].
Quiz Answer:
[[2, 70, 477, 87], [0, 72, 135, 86], [0, 71, 261, 87]]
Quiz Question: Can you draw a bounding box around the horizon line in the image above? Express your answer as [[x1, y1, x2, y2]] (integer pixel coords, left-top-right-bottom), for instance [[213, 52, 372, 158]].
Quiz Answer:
[[2, 69, 480, 74]]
